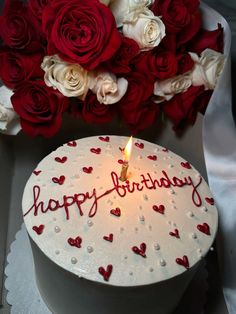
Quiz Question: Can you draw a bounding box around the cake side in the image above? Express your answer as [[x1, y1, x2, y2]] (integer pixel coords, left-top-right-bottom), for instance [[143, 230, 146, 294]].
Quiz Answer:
[[22, 136, 218, 287]]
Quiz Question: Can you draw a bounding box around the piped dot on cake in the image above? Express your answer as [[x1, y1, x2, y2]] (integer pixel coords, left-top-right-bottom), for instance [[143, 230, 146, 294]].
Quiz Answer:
[[54, 226, 61, 233], [168, 189, 175, 195], [187, 211, 194, 218], [149, 267, 154, 272], [134, 227, 139, 233], [191, 233, 197, 239], [202, 206, 208, 212], [139, 215, 145, 222], [159, 259, 166, 266], [168, 164, 174, 169], [87, 220, 93, 227], [154, 243, 160, 250], [129, 271, 133, 276], [120, 227, 124, 233], [87, 246, 94, 253], [124, 255, 128, 260], [143, 194, 148, 201], [71, 257, 78, 264], [55, 250, 60, 255], [148, 225, 152, 231]]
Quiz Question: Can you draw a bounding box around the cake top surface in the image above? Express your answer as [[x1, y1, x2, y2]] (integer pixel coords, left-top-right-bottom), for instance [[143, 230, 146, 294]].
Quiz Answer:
[[22, 136, 218, 287]]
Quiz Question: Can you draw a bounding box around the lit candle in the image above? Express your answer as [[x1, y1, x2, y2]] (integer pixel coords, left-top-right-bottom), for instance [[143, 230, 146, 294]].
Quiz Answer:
[[119, 136, 132, 182]]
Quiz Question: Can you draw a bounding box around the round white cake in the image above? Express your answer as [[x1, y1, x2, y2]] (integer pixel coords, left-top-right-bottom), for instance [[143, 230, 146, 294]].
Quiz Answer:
[[22, 136, 218, 314]]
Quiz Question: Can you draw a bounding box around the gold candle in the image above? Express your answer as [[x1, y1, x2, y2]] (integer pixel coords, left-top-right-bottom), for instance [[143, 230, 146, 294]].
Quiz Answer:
[[119, 136, 132, 182]]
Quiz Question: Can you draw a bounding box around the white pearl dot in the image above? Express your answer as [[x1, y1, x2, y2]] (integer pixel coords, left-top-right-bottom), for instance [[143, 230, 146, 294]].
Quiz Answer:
[[129, 271, 133, 276], [160, 259, 166, 266], [55, 250, 60, 255], [71, 257, 77, 264], [143, 194, 148, 201], [202, 206, 208, 212], [188, 211, 194, 217], [191, 233, 197, 239], [54, 226, 61, 233], [139, 215, 145, 222], [87, 246, 93, 253], [87, 220, 93, 227], [149, 267, 154, 272], [154, 243, 160, 250]]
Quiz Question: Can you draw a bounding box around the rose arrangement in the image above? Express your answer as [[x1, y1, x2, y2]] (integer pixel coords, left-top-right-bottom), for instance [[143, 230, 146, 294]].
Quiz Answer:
[[0, 0, 225, 137]]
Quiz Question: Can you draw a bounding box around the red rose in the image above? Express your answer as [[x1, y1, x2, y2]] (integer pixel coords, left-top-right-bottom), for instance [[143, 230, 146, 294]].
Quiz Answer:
[[152, 0, 201, 45], [0, 49, 44, 89], [118, 73, 159, 133], [134, 51, 178, 80], [79, 92, 115, 124], [105, 36, 140, 74], [186, 24, 224, 54], [176, 53, 194, 74], [0, 0, 42, 51], [42, 0, 121, 70], [162, 86, 212, 132], [11, 81, 69, 137], [28, 0, 51, 23]]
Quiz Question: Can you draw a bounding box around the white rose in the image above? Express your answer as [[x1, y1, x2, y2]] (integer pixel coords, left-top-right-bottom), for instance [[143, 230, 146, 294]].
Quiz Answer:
[[153, 74, 192, 103], [0, 86, 21, 135], [190, 49, 225, 90], [110, 0, 154, 28], [123, 9, 165, 50], [41, 55, 90, 99], [90, 72, 128, 105]]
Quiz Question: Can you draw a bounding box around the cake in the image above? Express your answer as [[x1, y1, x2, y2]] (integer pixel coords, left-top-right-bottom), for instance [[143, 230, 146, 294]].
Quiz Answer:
[[22, 135, 218, 314]]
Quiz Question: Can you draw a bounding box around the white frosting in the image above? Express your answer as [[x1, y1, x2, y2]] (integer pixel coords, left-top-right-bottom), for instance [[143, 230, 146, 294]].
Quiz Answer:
[[22, 136, 218, 287]]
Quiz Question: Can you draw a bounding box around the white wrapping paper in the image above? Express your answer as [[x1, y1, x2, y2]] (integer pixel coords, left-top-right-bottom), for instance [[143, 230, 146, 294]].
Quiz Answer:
[[201, 3, 236, 314]]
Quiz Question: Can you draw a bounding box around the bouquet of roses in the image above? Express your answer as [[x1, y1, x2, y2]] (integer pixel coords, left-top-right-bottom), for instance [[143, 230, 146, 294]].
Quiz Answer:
[[0, 0, 225, 137]]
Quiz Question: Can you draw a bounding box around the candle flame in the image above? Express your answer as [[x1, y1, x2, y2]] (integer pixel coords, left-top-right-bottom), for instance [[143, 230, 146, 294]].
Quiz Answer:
[[124, 136, 133, 163]]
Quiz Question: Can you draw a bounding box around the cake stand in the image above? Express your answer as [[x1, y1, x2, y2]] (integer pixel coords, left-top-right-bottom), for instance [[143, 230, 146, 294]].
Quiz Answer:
[[4, 224, 208, 314]]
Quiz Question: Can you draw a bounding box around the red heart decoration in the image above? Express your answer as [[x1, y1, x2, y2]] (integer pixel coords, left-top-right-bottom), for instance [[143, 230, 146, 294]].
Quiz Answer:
[[52, 175, 65, 185], [83, 166, 93, 174], [110, 207, 121, 217], [118, 159, 124, 164], [33, 170, 41, 176], [205, 197, 214, 205], [103, 233, 113, 242], [90, 148, 101, 154], [197, 223, 210, 235], [181, 161, 191, 169], [99, 136, 110, 142], [68, 236, 82, 248], [169, 229, 180, 238], [147, 155, 157, 161], [98, 264, 113, 281], [55, 156, 67, 163], [176, 255, 189, 269], [132, 242, 147, 258], [67, 141, 77, 147], [153, 204, 165, 214], [135, 142, 144, 149], [32, 224, 44, 235], [162, 148, 169, 152], [119, 147, 124, 152]]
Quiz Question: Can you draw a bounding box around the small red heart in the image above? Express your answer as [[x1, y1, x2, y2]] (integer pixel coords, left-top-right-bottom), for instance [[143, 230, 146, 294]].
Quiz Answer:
[[181, 161, 191, 169], [118, 159, 124, 164], [90, 148, 101, 154], [197, 223, 210, 235], [67, 141, 77, 147], [119, 147, 124, 152], [99, 136, 110, 142], [33, 170, 41, 176], [68, 236, 82, 248], [32, 224, 44, 235], [169, 229, 180, 238], [55, 156, 67, 163], [98, 264, 113, 281], [153, 204, 165, 214], [103, 233, 113, 242], [83, 166, 93, 174], [205, 197, 214, 205], [110, 207, 121, 217], [176, 255, 189, 269], [132, 242, 147, 258], [52, 175, 65, 185], [135, 142, 144, 149], [147, 155, 157, 161], [162, 148, 169, 152]]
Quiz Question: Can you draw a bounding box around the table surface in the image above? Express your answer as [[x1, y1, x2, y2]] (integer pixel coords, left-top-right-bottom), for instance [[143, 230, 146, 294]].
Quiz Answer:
[[0, 0, 235, 313]]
